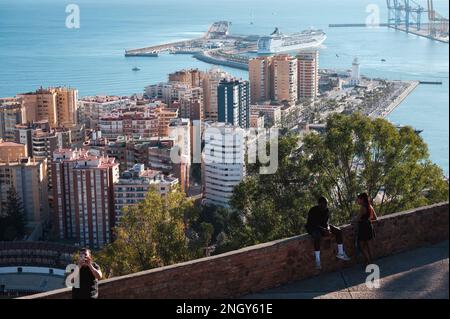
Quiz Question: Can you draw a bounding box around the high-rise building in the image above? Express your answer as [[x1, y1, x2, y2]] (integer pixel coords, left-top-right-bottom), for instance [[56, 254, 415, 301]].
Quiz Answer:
[[14, 121, 85, 197], [249, 57, 272, 104], [249, 55, 298, 104], [51, 149, 119, 248], [0, 142, 48, 229], [0, 98, 23, 142], [297, 50, 319, 101], [271, 55, 298, 103], [17, 87, 78, 127], [113, 164, 178, 224], [202, 68, 229, 121], [168, 69, 203, 88], [217, 78, 250, 129], [168, 118, 191, 193], [202, 123, 246, 208]]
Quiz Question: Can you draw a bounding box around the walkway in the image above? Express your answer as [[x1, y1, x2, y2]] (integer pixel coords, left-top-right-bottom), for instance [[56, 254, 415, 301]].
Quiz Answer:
[[245, 241, 449, 299]]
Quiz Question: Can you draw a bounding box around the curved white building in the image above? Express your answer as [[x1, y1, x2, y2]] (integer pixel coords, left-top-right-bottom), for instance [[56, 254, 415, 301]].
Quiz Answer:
[[203, 123, 245, 208]]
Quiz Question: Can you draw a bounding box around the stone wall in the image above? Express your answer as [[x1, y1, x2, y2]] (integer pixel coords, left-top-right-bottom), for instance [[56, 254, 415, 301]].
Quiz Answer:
[[23, 202, 449, 299]]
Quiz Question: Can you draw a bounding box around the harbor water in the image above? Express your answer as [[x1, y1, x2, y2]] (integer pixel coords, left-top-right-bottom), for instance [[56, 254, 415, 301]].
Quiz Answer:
[[0, 0, 448, 174]]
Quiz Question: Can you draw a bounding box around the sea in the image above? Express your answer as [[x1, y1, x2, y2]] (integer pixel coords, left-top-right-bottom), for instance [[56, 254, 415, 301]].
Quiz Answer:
[[0, 0, 448, 174]]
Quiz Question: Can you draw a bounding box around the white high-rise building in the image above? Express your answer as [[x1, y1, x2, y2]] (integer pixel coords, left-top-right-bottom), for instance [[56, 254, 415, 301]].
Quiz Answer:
[[202, 123, 246, 208]]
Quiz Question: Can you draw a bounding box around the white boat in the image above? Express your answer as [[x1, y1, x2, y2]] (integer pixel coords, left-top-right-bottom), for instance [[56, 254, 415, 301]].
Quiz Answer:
[[257, 28, 326, 54]]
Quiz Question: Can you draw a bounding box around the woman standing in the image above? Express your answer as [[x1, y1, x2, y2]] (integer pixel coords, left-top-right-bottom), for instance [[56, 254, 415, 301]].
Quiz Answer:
[[356, 193, 377, 265]]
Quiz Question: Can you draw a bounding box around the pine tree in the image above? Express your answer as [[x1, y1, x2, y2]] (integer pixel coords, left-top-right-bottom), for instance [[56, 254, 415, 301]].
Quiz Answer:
[[2, 186, 26, 241]]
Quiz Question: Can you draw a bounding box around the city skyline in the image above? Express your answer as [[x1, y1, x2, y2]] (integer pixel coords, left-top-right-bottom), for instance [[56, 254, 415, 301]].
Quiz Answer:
[[0, 0, 448, 302]]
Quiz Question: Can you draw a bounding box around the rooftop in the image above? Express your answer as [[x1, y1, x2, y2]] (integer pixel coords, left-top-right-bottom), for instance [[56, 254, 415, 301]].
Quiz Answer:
[[0, 141, 25, 148]]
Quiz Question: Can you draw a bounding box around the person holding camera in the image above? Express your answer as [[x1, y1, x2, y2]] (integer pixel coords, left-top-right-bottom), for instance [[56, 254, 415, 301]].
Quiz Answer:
[[72, 248, 102, 299]]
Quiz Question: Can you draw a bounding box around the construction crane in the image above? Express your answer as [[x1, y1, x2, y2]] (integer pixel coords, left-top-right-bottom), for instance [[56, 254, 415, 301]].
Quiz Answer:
[[427, 0, 449, 37]]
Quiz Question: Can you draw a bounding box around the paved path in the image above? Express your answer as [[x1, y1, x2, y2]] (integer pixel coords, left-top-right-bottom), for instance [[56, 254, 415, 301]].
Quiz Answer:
[[245, 241, 449, 299]]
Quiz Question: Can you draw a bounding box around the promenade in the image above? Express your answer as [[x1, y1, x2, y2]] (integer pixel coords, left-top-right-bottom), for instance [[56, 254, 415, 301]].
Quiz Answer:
[[245, 241, 449, 299]]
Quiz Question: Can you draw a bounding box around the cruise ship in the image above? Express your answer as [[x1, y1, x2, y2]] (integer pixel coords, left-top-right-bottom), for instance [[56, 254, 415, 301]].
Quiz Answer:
[[257, 28, 326, 54]]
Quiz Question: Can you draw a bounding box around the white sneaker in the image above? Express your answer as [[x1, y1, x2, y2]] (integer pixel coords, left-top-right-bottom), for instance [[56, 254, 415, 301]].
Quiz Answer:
[[336, 253, 351, 261]]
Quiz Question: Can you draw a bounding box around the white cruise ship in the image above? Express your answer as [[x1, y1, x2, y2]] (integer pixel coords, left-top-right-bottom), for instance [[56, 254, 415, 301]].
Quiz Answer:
[[257, 28, 326, 54]]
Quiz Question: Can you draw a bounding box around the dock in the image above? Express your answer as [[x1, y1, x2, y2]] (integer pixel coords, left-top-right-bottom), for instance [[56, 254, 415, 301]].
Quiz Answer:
[[124, 21, 243, 57], [328, 23, 448, 44], [391, 24, 449, 44], [419, 81, 443, 85], [329, 23, 389, 27], [370, 80, 419, 119], [125, 39, 203, 56], [330, 1, 449, 44]]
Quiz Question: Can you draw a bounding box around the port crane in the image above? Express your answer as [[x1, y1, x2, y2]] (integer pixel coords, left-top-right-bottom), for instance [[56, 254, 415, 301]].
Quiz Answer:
[[386, 0, 425, 32], [427, 0, 449, 37], [387, 0, 448, 38]]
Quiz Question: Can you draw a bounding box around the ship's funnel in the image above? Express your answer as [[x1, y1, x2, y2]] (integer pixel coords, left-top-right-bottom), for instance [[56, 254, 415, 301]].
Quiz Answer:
[[271, 27, 280, 36]]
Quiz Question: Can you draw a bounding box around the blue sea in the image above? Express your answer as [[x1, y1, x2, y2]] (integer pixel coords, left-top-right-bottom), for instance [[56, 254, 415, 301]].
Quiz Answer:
[[0, 0, 448, 174]]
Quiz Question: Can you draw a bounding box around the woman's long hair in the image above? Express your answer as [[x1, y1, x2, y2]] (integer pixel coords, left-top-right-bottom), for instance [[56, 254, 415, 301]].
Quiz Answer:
[[358, 193, 370, 209], [358, 192, 377, 221]]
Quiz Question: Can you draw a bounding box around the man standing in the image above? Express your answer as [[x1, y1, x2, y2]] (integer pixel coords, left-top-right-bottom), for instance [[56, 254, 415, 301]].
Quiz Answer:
[[306, 197, 351, 270], [72, 248, 102, 299]]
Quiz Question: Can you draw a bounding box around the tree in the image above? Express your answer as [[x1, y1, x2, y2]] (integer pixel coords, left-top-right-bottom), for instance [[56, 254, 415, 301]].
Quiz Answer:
[[96, 187, 195, 277], [302, 113, 449, 222], [0, 186, 26, 241], [198, 222, 214, 256], [227, 134, 316, 248], [224, 113, 448, 250]]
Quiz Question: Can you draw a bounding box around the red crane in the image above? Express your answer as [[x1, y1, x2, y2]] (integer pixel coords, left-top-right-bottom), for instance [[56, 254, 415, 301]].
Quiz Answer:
[[427, 0, 449, 36]]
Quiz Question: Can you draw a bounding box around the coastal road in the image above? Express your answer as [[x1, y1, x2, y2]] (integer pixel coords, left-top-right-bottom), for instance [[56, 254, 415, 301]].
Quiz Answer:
[[244, 241, 449, 299]]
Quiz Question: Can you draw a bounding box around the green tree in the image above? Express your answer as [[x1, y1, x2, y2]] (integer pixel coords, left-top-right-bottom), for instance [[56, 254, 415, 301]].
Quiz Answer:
[[0, 186, 26, 241], [225, 113, 448, 250], [227, 134, 316, 248], [198, 222, 214, 256], [303, 113, 449, 221], [96, 187, 195, 277]]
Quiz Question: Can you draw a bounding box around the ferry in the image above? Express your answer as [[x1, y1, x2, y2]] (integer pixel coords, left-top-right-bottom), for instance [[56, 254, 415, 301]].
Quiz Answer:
[[257, 28, 326, 54]]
